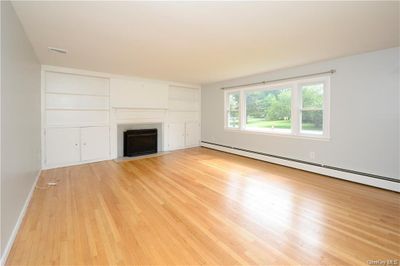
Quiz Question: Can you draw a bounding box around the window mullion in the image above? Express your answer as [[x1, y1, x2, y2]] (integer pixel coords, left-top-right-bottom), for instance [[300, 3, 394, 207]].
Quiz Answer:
[[291, 84, 300, 135], [240, 90, 246, 130]]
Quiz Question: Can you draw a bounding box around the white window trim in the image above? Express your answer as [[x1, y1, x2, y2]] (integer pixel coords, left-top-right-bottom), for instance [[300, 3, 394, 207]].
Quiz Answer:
[[224, 76, 331, 140], [224, 89, 241, 130]]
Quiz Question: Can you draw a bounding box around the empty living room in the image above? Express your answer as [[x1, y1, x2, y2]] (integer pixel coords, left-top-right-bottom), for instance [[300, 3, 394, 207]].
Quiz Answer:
[[1, 1, 399, 265]]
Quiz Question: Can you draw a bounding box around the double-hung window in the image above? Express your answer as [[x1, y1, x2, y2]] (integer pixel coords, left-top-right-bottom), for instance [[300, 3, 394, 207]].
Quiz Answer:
[[300, 82, 325, 135], [224, 76, 330, 139], [226, 90, 241, 129]]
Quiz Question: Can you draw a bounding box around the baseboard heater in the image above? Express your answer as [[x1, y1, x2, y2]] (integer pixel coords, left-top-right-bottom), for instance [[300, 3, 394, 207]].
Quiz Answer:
[[201, 141, 399, 192]]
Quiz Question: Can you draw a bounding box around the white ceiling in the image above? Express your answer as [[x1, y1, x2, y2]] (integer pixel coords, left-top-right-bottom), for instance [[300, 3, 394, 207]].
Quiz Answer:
[[12, 1, 399, 85]]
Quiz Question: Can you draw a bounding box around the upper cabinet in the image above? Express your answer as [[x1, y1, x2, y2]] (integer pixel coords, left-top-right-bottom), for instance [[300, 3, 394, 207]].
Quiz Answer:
[[46, 72, 109, 96], [44, 71, 110, 127], [168, 85, 200, 112], [110, 78, 169, 109]]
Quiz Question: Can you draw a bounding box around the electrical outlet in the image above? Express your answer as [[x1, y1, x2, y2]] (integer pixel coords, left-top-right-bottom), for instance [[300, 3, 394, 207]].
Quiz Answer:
[[309, 151, 316, 160]]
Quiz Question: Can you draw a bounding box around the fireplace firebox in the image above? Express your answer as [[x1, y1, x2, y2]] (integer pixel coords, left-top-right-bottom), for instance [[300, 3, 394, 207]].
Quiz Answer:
[[123, 129, 157, 157]]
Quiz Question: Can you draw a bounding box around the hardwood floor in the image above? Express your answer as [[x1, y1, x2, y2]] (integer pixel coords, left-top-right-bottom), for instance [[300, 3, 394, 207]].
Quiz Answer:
[[6, 147, 400, 265]]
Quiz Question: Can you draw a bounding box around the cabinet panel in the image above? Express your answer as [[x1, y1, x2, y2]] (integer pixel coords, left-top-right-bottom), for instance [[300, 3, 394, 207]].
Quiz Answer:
[[45, 128, 80, 166], [185, 122, 200, 147], [168, 123, 185, 150], [168, 100, 199, 111], [167, 111, 199, 123], [81, 127, 110, 161], [169, 86, 199, 101], [46, 72, 109, 96], [46, 94, 109, 110], [168, 86, 200, 111], [46, 110, 109, 126]]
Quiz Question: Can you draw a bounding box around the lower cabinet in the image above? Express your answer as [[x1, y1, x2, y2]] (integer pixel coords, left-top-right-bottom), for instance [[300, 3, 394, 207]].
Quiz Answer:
[[168, 121, 200, 151], [45, 126, 110, 168], [185, 121, 200, 147], [81, 127, 110, 161], [45, 127, 81, 166], [168, 123, 185, 150]]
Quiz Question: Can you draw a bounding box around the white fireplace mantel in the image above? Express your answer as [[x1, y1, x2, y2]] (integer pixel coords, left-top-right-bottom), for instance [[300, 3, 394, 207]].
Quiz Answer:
[[110, 108, 169, 159]]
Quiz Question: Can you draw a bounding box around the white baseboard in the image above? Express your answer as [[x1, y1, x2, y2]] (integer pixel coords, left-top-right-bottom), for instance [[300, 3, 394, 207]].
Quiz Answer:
[[201, 142, 399, 192], [0, 170, 41, 265]]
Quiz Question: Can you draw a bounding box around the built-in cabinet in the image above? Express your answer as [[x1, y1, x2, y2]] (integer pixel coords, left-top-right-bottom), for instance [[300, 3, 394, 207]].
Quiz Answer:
[[80, 127, 110, 161], [45, 127, 80, 166], [166, 85, 201, 150], [45, 127, 110, 167], [185, 121, 201, 147], [167, 121, 200, 150], [168, 123, 185, 150], [42, 67, 201, 169], [43, 71, 111, 168]]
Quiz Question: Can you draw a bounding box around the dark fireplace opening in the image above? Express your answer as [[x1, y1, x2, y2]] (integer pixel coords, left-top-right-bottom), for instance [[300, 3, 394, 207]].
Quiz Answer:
[[124, 129, 157, 157]]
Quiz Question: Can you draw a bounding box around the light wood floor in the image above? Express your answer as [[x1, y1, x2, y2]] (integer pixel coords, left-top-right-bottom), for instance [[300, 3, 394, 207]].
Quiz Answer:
[[7, 147, 400, 265]]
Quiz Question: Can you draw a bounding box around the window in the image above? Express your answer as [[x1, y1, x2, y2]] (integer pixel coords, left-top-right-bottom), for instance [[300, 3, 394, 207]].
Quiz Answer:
[[226, 91, 240, 128], [300, 83, 324, 135], [245, 87, 292, 133], [224, 76, 330, 139]]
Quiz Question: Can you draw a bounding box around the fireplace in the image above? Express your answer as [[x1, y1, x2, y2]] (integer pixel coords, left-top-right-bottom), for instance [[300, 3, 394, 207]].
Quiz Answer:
[[124, 129, 157, 157]]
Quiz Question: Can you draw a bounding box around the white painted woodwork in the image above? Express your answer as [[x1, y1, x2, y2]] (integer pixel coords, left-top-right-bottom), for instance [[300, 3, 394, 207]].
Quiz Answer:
[[46, 94, 109, 110], [42, 67, 200, 166], [168, 100, 200, 112], [169, 86, 199, 101], [110, 78, 168, 109], [81, 127, 110, 161], [46, 72, 109, 96], [46, 110, 109, 127], [44, 71, 112, 168], [185, 121, 200, 147], [168, 86, 200, 111], [168, 123, 185, 150], [45, 127, 80, 166], [114, 109, 167, 123], [111, 109, 168, 158], [166, 86, 201, 151], [167, 111, 200, 123]]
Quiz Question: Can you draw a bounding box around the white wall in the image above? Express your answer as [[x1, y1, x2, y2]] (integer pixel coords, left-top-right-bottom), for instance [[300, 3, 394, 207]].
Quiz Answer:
[[201, 47, 399, 180], [1, 1, 41, 260]]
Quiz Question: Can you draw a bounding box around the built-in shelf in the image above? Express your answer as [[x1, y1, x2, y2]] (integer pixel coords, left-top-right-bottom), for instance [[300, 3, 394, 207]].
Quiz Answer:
[[45, 91, 109, 97], [168, 109, 200, 112], [45, 108, 109, 111], [46, 123, 110, 128]]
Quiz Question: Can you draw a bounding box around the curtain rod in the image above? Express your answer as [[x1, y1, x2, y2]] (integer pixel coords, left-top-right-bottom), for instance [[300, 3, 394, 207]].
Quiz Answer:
[[221, 69, 336, 90]]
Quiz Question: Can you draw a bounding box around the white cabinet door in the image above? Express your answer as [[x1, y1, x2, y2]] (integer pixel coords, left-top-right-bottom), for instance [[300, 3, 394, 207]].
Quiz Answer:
[[45, 127, 80, 166], [81, 127, 110, 161], [185, 121, 200, 147], [168, 123, 185, 150]]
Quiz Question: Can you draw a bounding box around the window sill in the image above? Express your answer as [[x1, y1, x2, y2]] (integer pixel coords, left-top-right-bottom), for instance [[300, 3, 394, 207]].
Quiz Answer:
[[224, 127, 330, 141]]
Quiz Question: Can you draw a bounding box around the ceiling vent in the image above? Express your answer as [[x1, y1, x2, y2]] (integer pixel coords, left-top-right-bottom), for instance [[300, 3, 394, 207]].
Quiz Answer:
[[48, 47, 67, 54]]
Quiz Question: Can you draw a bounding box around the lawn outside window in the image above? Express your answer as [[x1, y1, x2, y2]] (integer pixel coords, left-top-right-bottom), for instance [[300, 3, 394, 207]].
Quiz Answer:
[[224, 76, 330, 139]]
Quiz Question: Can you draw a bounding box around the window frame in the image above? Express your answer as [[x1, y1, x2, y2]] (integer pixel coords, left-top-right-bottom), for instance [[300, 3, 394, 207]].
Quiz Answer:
[[224, 89, 242, 130], [224, 76, 331, 140], [243, 84, 293, 134]]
